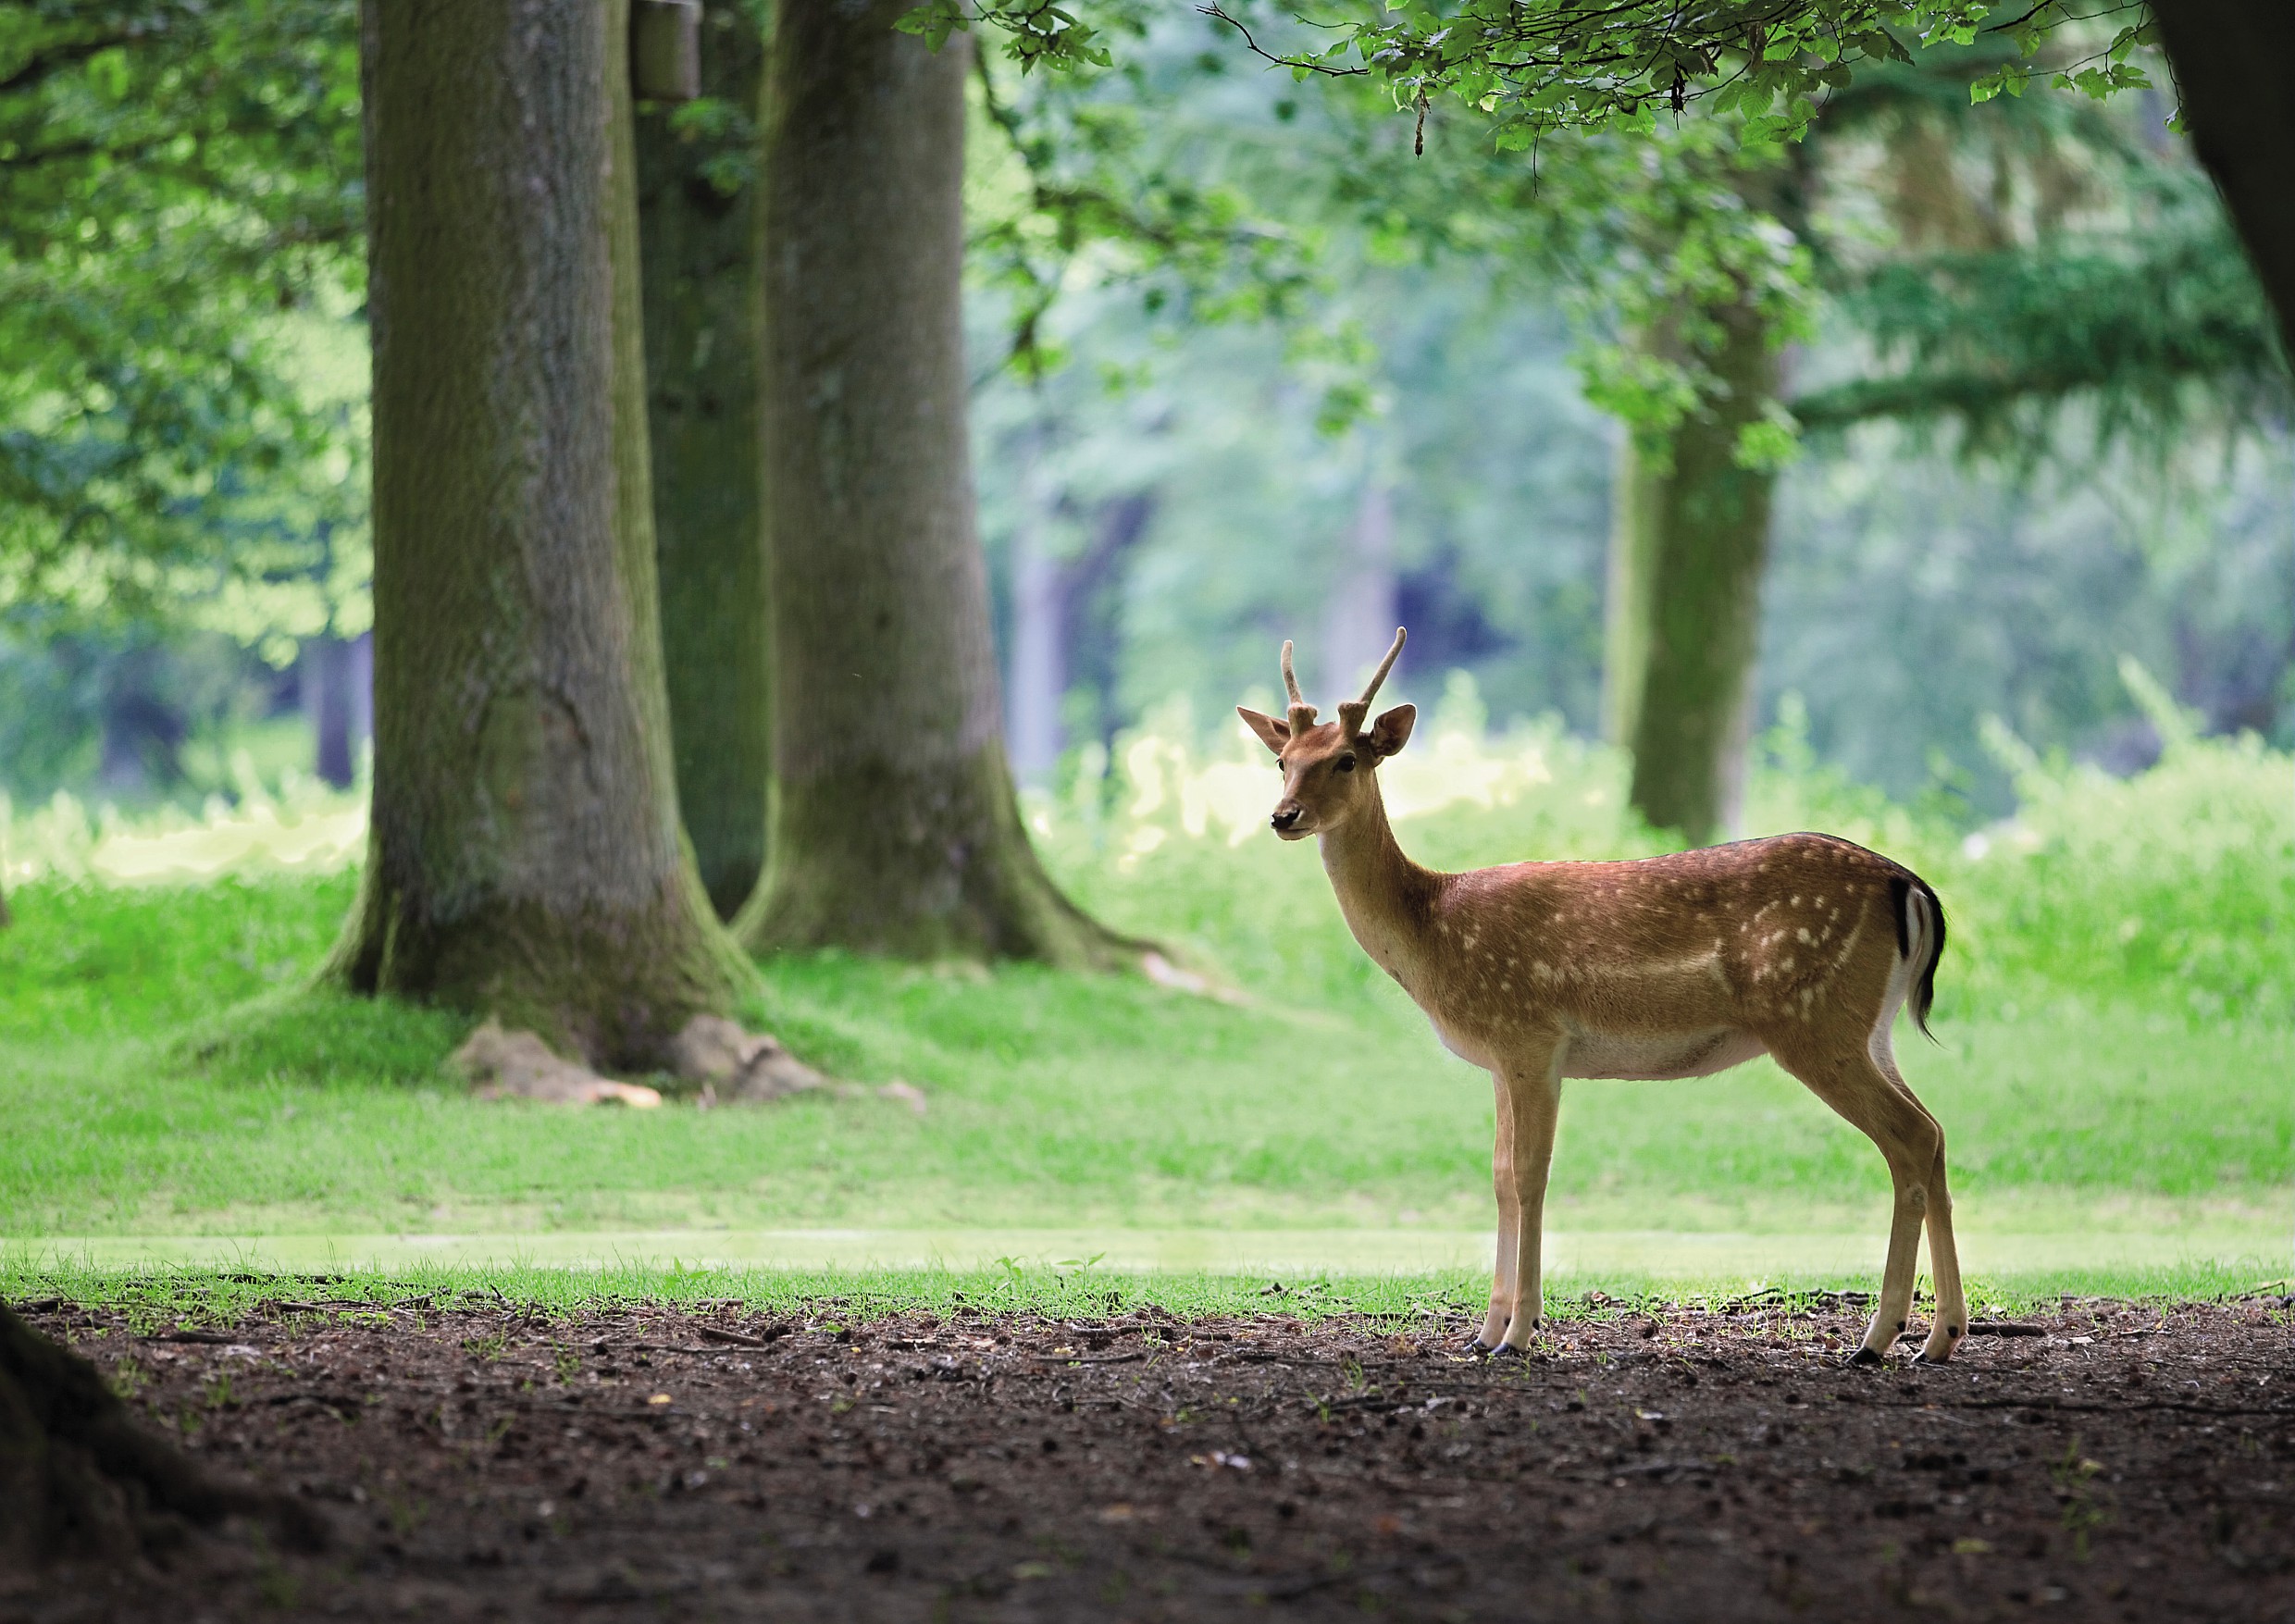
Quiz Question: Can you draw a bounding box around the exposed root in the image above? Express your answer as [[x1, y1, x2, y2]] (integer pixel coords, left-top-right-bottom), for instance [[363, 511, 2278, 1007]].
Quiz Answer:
[[450, 1019, 664, 1107], [668, 1014, 827, 1101], [0, 1303, 328, 1570], [670, 1015, 928, 1113]]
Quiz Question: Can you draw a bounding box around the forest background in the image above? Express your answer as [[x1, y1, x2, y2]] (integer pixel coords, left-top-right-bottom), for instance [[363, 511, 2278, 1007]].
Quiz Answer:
[[0, 0, 2288, 1287]]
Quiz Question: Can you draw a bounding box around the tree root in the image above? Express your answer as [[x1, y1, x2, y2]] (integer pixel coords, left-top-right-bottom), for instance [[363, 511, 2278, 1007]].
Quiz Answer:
[[0, 1302, 329, 1569]]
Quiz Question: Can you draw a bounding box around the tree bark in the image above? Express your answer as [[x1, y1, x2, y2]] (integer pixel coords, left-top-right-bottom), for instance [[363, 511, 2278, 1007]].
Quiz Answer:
[[739, 1, 1137, 966], [0, 1303, 322, 1566], [1602, 299, 1780, 846], [2152, 5, 2295, 358], [332, 0, 750, 1066], [302, 636, 356, 789], [639, 3, 770, 920]]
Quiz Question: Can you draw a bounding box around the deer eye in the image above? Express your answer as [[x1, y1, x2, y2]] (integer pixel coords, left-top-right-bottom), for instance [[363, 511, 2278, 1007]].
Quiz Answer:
[[1335, 755, 1357, 773]]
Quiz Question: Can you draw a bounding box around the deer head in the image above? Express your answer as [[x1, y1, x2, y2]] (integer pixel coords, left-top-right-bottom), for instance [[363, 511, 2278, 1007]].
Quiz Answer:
[[1236, 627, 1416, 840]]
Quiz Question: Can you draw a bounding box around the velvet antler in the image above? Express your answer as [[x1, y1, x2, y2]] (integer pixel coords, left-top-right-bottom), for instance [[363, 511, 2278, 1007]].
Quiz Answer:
[[1281, 638, 1319, 736], [1335, 626, 1406, 737]]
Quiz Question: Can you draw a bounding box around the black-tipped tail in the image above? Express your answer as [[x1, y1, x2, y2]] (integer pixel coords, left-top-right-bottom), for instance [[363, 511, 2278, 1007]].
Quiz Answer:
[[1888, 873, 1947, 1041]]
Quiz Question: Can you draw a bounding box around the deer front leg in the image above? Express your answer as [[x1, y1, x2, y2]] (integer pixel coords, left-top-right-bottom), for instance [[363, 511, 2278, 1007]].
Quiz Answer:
[[1495, 1042, 1564, 1354], [1478, 1070, 1518, 1351]]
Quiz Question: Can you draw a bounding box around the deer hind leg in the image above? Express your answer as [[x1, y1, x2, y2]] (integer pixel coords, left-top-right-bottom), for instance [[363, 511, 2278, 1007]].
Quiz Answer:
[[1478, 1070, 1519, 1351], [1768, 1033, 1946, 1363], [1495, 1044, 1564, 1353], [1879, 1054, 1967, 1362]]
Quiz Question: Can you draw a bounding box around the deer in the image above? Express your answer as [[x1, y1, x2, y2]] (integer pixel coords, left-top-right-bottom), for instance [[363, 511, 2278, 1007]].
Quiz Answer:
[[1238, 627, 1966, 1364]]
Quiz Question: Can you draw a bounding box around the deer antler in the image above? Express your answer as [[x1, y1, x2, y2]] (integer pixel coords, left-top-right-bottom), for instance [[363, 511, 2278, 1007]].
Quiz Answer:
[[1337, 627, 1406, 737], [1281, 639, 1318, 734]]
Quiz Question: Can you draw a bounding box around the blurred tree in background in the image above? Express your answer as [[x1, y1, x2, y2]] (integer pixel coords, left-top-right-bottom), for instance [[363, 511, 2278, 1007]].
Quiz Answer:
[[637, 0, 770, 923]]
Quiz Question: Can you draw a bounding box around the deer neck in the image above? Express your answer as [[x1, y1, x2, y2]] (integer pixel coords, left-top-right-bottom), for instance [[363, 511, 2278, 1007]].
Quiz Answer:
[[1317, 775, 1440, 962]]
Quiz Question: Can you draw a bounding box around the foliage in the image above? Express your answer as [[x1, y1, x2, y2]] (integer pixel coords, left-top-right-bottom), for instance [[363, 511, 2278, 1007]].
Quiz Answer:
[[931, 1, 2155, 144], [1759, 425, 2295, 803], [961, 13, 1334, 394], [1957, 661, 2295, 1020], [0, 0, 366, 638], [1797, 207, 2286, 446]]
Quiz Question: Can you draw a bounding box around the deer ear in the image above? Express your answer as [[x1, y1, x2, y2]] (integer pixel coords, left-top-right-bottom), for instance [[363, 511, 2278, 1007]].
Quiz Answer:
[[1368, 703, 1416, 759], [1236, 707, 1290, 756]]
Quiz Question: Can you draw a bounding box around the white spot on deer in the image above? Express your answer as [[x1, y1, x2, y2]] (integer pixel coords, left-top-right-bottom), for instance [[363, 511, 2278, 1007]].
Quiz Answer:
[[1796, 928, 1812, 944]]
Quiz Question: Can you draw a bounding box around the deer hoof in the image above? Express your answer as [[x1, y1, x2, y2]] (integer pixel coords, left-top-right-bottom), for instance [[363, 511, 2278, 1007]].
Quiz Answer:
[[1846, 1346, 1886, 1369], [1486, 1343, 1526, 1362]]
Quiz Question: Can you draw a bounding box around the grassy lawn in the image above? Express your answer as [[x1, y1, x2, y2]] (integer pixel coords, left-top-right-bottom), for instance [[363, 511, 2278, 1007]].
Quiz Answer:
[[1, 875, 2286, 1274], [2, 722, 2289, 1294]]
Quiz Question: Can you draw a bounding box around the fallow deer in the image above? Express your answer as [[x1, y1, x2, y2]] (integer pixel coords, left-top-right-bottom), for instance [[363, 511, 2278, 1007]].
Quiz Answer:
[[1239, 628, 1965, 1363]]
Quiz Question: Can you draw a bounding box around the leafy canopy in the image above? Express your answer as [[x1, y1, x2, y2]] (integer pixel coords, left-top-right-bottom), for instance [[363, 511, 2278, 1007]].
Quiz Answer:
[[0, 0, 366, 650], [925, 1, 2154, 145]]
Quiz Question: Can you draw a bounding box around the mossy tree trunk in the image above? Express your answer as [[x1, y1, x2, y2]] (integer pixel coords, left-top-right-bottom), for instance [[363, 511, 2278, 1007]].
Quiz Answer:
[[738, 0, 1136, 966], [1601, 297, 1780, 847], [639, 3, 770, 921], [332, 0, 749, 1066]]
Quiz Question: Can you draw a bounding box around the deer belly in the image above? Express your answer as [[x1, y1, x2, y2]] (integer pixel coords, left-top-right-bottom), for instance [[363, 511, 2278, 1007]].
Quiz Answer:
[[1563, 1030, 1766, 1081]]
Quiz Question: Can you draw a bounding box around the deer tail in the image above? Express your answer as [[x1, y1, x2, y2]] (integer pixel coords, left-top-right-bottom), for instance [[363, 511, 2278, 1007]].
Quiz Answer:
[[1888, 873, 1947, 1042]]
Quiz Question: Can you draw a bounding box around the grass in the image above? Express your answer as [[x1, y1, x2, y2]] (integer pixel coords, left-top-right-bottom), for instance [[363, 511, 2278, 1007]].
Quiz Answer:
[[0, 700, 2289, 1298], [6, 1257, 2286, 1330]]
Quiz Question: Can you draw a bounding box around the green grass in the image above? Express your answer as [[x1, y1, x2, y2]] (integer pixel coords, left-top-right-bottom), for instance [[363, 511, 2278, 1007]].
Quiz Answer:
[[6, 1258, 2287, 1331], [0, 716, 2288, 1291], [1, 899, 2284, 1238]]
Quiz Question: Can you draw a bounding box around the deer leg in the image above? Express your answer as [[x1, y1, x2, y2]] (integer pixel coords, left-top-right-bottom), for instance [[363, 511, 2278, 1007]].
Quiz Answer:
[[1478, 1070, 1518, 1351], [1497, 1044, 1564, 1353], [1768, 1036, 1942, 1364], [1917, 1143, 1966, 1362], [1877, 1050, 1968, 1363]]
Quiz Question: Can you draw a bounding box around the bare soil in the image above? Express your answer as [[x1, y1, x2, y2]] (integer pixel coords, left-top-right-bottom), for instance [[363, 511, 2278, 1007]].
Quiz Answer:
[[7, 1295, 2292, 1621]]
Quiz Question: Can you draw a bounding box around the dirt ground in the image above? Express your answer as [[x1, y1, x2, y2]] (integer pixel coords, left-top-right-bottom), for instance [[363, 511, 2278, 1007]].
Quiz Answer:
[[8, 1292, 2292, 1622]]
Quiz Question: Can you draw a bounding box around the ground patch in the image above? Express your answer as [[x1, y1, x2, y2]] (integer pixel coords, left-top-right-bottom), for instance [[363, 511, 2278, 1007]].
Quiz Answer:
[[8, 1293, 2290, 1621]]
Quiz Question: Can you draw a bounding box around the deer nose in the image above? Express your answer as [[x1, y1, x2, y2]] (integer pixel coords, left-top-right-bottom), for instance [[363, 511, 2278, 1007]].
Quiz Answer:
[[1271, 807, 1303, 832]]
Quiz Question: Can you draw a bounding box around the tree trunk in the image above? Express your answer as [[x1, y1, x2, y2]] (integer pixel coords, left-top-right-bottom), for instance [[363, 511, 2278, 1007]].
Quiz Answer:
[[1062, 492, 1156, 756], [738, 1, 1137, 966], [2153, 6, 2295, 358], [1602, 299, 1780, 846], [302, 636, 356, 789], [1321, 469, 1401, 697], [639, 3, 770, 920], [332, 0, 750, 1066], [0, 1302, 322, 1566], [1006, 431, 1064, 785]]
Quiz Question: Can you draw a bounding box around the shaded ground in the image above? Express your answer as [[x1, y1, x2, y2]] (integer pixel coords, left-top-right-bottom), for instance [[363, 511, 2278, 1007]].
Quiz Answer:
[[6, 1293, 2291, 1621]]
